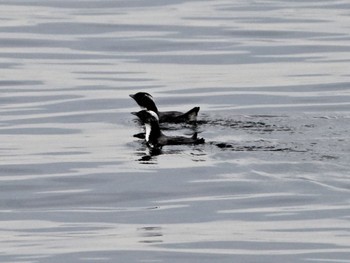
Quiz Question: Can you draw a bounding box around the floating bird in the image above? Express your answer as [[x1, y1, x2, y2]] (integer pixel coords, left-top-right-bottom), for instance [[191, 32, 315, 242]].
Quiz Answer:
[[130, 92, 200, 123], [132, 110, 205, 149]]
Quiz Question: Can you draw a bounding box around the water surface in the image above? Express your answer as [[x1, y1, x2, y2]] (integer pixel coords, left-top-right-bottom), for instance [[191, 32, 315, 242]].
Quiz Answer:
[[1, 0, 350, 262]]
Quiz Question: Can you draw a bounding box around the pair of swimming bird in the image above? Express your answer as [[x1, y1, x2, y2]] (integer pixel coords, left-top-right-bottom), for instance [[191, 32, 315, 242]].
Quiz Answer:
[[130, 92, 205, 149]]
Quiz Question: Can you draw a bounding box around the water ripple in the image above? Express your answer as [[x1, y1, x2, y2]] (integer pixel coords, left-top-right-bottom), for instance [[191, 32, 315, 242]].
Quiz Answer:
[[1, 0, 350, 262]]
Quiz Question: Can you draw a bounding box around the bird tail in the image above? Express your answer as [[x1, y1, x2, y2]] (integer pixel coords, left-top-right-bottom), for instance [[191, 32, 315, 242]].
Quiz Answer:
[[192, 132, 205, 144], [183, 107, 200, 122]]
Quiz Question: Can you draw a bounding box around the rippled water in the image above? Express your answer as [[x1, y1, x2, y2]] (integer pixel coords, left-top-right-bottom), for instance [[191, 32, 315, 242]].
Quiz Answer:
[[1, 0, 350, 262]]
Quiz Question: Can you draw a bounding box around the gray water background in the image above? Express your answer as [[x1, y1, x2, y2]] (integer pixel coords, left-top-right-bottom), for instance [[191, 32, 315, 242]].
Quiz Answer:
[[0, 0, 350, 262]]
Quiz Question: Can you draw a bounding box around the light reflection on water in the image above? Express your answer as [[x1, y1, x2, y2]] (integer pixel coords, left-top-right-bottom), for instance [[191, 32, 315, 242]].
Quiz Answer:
[[1, 0, 350, 262]]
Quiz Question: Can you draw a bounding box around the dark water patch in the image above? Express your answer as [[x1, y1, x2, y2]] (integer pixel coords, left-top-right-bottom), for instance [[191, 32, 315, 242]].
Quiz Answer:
[[0, 88, 50, 93], [0, 94, 80, 104], [288, 73, 332, 78], [0, 52, 112, 60], [75, 37, 233, 54], [0, 22, 124, 35], [320, 155, 339, 160], [123, 53, 315, 65], [219, 204, 350, 223], [0, 22, 229, 38], [233, 17, 330, 24], [164, 82, 350, 94], [0, 127, 80, 135], [217, 0, 350, 12], [73, 71, 144, 75], [43, 98, 125, 112], [0, 38, 70, 48], [200, 118, 292, 132], [226, 29, 343, 40], [50, 62, 113, 66], [0, 0, 197, 9], [78, 77, 153, 82], [217, 3, 287, 12], [159, 240, 341, 250], [4, 112, 122, 125], [0, 161, 114, 178], [35, 151, 89, 156], [271, 227, 350, 233], [72, 84, 164, 91], [186, 16, 329, 24], [213, 141, 305, 153], [17, 225, 109, 234], [0, 109, 43, 117], [315, 58, 350, 63], [0, 62, 19, 69], [0, 80, 43, 86], [304, 3, 350, 9], [249, 44, 350, 56]]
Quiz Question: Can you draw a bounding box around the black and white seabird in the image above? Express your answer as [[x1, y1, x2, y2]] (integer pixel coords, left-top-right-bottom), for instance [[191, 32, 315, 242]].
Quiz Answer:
[[130, 92, 200, 123], [132, 110, 205, 149]]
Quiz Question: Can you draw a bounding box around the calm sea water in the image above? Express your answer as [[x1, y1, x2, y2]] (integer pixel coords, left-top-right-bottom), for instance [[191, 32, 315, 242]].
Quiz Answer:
[[1, 0, 350, 262]]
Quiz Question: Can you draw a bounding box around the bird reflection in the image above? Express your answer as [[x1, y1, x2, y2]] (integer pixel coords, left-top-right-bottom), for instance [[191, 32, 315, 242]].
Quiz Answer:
[[136, 147, 162, 164], [138, 226, 163, 244], [135, 143, 206, 164]]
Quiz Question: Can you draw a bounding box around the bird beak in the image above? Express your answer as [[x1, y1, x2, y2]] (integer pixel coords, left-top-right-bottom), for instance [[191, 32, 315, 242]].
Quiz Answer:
[[131, 112, 138, 116], [129, 94, 135, 99]]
